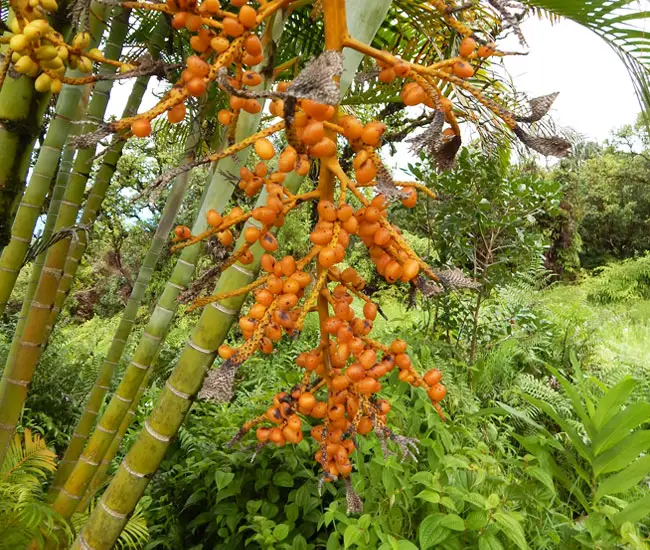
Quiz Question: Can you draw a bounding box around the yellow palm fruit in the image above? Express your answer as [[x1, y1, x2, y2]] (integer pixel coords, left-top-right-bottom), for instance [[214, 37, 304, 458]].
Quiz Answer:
[[40, 56, 63, 70], [9, 19, 21, 34], [35, 45, 58, 60], [39, 0, 58, 10], [14, 56, 38, 74], [56, 46, 69, 61], [50, 79, 63, 94], [78, 56, 92, 73], [9, 34, 30, 53], [68, 54, 79, 69], [29, 0, 40, 7], [119, 63, 135, 73], [34, 72, 53, 93], [31, 19, 51, 32], [72, 31, 90, 49], [11, 52, 22, 63], [88, 47, 102, 58], [23, 22, 44, 40]]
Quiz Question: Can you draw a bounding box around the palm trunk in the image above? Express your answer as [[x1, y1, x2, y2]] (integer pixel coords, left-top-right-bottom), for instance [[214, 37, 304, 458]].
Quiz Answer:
[[0, 10, 73, 248], [0, 7, 123, 467], [50, 15, 289, 512], [50, 71, 269, 521], [73, 2, 389, 546], [45, 15, 171, 344], [0, 2, 109, 318], [0, 94, 90, 400]]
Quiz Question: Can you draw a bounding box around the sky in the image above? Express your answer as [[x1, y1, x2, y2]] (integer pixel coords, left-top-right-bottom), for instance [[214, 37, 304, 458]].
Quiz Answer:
[[105, 14, 644, 147]]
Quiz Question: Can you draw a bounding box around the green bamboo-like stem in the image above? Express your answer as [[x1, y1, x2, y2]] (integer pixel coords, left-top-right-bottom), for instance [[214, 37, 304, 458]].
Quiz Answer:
[[53, 14, 288, 514], [0, 7, 122, 467], [77, 363, 154, 512], [44, 14, 171, 345], [0, 1, 109, 318], [0, 94, 91, 400], [0, 9, 73, 248], [48, 106, 197, 505], [50, 82, 267, 521], [73, 2, 389, 546], [44, 74, 161, 499]]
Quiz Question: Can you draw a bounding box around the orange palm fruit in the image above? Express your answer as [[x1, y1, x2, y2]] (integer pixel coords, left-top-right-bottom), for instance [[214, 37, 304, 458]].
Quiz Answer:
[[255, 138, 275, 160], [131, 119, 151, 138]]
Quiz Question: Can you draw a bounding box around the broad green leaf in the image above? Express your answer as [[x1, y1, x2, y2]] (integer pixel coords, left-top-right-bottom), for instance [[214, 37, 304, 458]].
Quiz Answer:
[[613, 493, 650, 527], [478, 533, 504, 550], [440, 514, 465, 531], [593, 377, 637, 429], [595, 455, 650, 500], [464, 492, 490, 510], [465, 510, 490, 530], [396, 541, 418, 550], [344, 525, 362, 548], [292, 534, 308, 550], [493, 512, 528, 550], [418, 515, 450, 549], [593, 402, 650, 455], [274, 524, 290, 541], [593, 430, 650, 477], [273, 472, 294, 488], [214, 471, 235, 491], [525, 467, 556, 496], [439, 496, 458, 511], [286, 502, 299, 523], [416, 490, 440, 503]]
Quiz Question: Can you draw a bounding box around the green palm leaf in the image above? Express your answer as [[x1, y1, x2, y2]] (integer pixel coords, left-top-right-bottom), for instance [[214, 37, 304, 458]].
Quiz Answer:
[[522, 0, 650, 114]]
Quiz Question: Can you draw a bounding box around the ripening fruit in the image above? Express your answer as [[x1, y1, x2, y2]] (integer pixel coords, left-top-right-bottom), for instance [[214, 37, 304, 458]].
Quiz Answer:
[[186, 77, 207, 97], [256, 427, 270, 442], [302, 99, 334, 121], [131, 119, 152, 138], [223, 17, 245, 37], [477, 42, 496, 58], [340, 115, 364, 141], [242, 70, 262, 87], [459, 37, 476, 57], [244, 35, 262, 56], [401, 187, 417, 208], [218, 230, 233, 246], [394, 62, 411, 77], [34, 73, 53, 93], [301, 121, 325, 146], [424, 369, 443, 386], [187, 55, 209, 77], [363, 302, 378, 321], [239, 5, 257, 27], [174, 225, 191, 239], [172, 12, 188, 29], [361, 122, 386, 147], [278, 147, 298, 172], [453, 61, 474, 79], [377, 64, 398, 83], [428, 383, 447, 402], [167, 102, 186, 123], [211, 36, 230, 53], [310, 137, 337, 158], [218, 109, 233, 125], [255, 138, 275, 160], [358, 377, 380, 394]]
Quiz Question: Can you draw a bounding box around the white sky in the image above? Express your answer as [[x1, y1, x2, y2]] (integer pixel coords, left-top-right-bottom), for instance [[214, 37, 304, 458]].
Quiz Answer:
[[106, 15, 644, 146]]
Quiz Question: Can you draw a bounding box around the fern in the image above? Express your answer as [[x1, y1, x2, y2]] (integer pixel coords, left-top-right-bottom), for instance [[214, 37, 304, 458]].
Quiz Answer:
[[0, 430, 72, 549]]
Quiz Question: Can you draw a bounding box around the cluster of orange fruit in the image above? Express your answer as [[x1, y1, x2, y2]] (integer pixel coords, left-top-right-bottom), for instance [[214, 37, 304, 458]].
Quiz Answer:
[[131, 0, 271, 138], [161, 1, 459, 481]]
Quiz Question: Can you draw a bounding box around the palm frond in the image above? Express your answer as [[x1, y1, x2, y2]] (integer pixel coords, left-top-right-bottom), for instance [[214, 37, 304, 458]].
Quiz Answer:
[[521, 0, 650, 115]]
